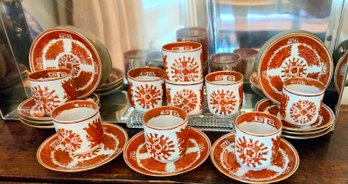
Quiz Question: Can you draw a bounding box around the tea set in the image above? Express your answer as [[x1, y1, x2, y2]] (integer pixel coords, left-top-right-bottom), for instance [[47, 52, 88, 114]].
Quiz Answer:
[[15, 26, 337, 183]]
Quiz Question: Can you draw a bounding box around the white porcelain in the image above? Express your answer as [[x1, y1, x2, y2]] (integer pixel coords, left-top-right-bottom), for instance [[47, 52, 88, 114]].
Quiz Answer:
[[280, 77, 325, 126], [205, 71, 243, 116], [28, 68, 76, 116], [235, 112, 282, 171], [162, 42, 203, 82], [142, 106, 188, 163], [51, 100, 103, 155], [127, 67, 165, 112], [165, 80, 203, 115]]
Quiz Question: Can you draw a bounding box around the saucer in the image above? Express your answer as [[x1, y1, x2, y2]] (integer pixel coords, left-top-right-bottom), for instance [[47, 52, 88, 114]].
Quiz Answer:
[[257, 31, 333, 104], [18, 114, 53, 125], [282, 123, 333, 135], [97, 68, 124, 89], [334, 50, 348, 94], [210, 132, 299, 183], [281, 127, 333, 140], [96, 83, 123, 96], [36, 123, 128, 172], [255, 98, 334, 132], [17, 98, 52, 121], [250, 72, 261, 90], [19, 118, 54, 129], [123, 127, 211, 177]]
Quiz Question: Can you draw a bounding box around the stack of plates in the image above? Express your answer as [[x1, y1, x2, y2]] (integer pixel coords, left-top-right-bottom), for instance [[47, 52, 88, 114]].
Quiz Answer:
[[249, 72, 265, 97], [16, 93, 100, 129], [255, 99, 335, 139], [95, 68, 124, 96]]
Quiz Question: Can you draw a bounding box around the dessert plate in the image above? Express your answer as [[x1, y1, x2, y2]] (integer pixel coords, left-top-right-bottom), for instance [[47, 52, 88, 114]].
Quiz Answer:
[[257, 31, 333, 104], [29, 27, 104, 98], [17, 98, 52, 121], [334, 50, 348, 94], [255, 98, 334, 132], [123, 127, 211, 176], [36, 123, 128, 172], [282, 123, 333, 135], [210, 132, 299, 183], [18, 114, 53, 125]]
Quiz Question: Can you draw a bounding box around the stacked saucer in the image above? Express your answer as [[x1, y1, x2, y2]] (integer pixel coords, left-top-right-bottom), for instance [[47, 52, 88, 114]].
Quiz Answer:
[[249, 72, 265, 97], [16, 93, 100, 129], [95, 68, 124, 96], [255, 98, 335, 139]]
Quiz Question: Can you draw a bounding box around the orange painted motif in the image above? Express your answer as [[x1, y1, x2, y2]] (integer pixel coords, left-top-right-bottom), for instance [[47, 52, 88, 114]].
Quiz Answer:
[[171, 56, 199, 82], [135, 84, 161, 109], [145, 133, 175, 161], [289, 100, 317, 124], [236, 136, 268, 168], [173, 89, 197, 113], [176, 127, 188, 156], [209, 89, 236, 115], [56, 128, 82, 152], [83, 118, 103, 149], [32, 86, 60, 114]]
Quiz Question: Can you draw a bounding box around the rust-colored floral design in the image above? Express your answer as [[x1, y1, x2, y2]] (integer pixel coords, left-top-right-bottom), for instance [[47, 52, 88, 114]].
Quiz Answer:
[[280, 58, 307, 80], [163, 55, 169, 80], [83, 118, 103, 148], [290, 100, 317, 124], [271, 136, 280, 159], [61, 79, 76, 100], [135, 84, 161, 109], [145, 133, 175, 161], [57, 128, 82, 152], [280, 93, 289, 118], [236, 136, 268, 168], [166, 87, 171, 104], [31, 85, 61, 114], [173, 89, 197, 113], [53, 148, 73, 166], [209, 89, 237, 115], [58, 54, 81, 77], [176, 127, 188, 156], [171, 56, 199, 82]]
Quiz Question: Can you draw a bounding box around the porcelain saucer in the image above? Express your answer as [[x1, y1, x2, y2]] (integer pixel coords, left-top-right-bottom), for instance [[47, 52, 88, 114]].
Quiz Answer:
[[36, 123, 128, 172], [19, 118, 54, 129], [210, 132, 300, 183], [17, 98, 52, 121], [255, 98, 334, 132], [123, 127, 211, 177], [281, 127, 333, 140], [97, 68, 124, 89]]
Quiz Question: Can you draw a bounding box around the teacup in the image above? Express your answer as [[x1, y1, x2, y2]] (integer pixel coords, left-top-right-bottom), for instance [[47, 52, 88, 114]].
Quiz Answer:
[[280, 77, 325, 126], [28, 68, 76, 116], [51, 100, 103, 155], [142, 106, 188, 163], [165, 80, 203, 116], [233, 48, 258, 83], [162, 42, 203, 82], [210, 53, 241, 72], [235, 112, 282, 170], [127, 67, 165, 112], [205, 71, 243, 116]]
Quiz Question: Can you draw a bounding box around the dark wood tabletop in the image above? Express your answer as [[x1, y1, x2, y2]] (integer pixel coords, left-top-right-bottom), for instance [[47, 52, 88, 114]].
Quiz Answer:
[[0, 111, 347, 183]]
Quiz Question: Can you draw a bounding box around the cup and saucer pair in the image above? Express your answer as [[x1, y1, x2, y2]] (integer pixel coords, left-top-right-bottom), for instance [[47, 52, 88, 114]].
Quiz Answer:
[[123, 127, 211, 176], [36, 123, 128, 172], [210, 132, 300, 183]]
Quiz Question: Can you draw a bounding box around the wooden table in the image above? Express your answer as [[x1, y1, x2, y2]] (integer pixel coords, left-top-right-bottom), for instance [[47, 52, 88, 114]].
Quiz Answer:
[[0, 111, 347, 183]]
